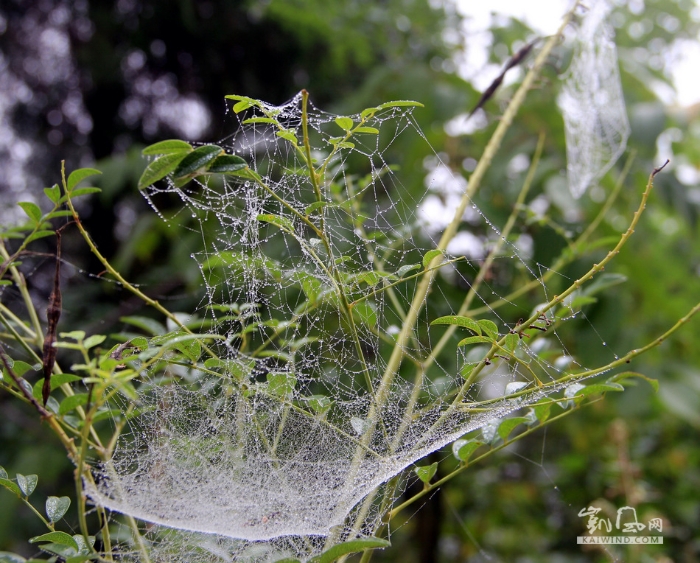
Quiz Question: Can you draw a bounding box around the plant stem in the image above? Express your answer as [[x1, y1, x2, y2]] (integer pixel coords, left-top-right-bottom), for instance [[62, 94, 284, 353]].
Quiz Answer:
[[344, 2, 581, 539]]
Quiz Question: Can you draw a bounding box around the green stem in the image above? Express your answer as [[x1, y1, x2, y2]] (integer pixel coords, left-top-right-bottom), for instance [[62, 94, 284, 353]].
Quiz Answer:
[[468, 151, 635, 317], [343, 5, 581, 537], [386, 400, 588, 522]]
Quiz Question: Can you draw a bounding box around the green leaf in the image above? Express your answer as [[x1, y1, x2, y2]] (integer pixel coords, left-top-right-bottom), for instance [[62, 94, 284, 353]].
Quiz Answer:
[[0, 478, 22, 496], [422, 249, 444, 268], [276, 130, 298, 144], [43, 210, 75, 220], [572, 382, 625, 398], [352, 271, 393, 287], [534, 401, 552, 423], [26, 230, 56, 243], [59, 394, 89, 416], [0, 280, 12, 286], [120, 316, 166, 336], [306, 395, 332, 414], [60, 330, 85, 341], [67, 187, 101, 200], [610, 371, 659, 392], [232, 99, 255, 113], [18, 202, 42, 223], [567, 295, 598, 309], [497, 417, 529, 440], [175, 338, 201, 362], [414, 462, 438, 484], [153, 332, 208, 353], [67, 168, 101, 192], [46, 496, 71, 522], [5, 360, 35, 378], [173, 145, 223, 178], [377, 100, 424, 109], [457, 335, 493, 346], [396, 263, 420, 277], [430, 315, 481, 335], [477, 320, 499, 339], [267, 372, 297, 398], [207, 155, 247, 173], [138, 152, 190, 189], [354, 126, 379, 134], [503, 333, 519, 353], [334, 116, 354, 131], [83, 334, 106, 349], [311, 538, 391, 563], [29, 532, 79, 552], [460, 361, 479, 377], [352, 301, 377, 328], [32, 373, 82, 400], [305, 201, 330, 215], [16, 474, 38, 496], [142, 139, 193, 155], [452, 439, 484, 462], [242, 117, 278, 125], [271, 559, 301, 563], [257, 214, 294, 233], [583, 272, 627, 296], [360, 107, 379, 118]]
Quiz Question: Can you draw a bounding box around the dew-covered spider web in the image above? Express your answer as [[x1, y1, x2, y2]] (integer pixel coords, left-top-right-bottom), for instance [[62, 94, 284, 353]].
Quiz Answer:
[[558, 0, 630, 199], [85, 7, 629, 560]]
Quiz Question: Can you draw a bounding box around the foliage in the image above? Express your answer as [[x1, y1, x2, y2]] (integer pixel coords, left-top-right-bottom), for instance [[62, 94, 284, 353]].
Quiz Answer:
[[2, 0, 700, 562]]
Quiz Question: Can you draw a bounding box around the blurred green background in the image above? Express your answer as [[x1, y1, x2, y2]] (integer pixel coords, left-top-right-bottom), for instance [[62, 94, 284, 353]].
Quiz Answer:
[[1, 0, 699, 561]]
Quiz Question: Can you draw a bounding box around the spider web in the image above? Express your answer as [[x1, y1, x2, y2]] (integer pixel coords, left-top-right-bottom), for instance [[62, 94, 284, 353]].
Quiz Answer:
[[558, 0, 630, 199], [85, 7, 629, 553]]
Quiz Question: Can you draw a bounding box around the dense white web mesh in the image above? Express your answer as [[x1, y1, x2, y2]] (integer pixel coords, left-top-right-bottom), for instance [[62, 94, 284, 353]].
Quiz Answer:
[[84, 88, 606, 562], [558, 0, 630, 198]]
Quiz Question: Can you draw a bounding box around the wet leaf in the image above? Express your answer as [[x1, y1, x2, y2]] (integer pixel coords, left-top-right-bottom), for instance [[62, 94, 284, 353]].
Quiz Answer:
[[497, 417, 529, 440], [16, 474, 38, 496], [29, 532, 79, 552], [311, 538, 391, 563], [138, 152, 190, 189], [267, 372, 297, 398], [377, 100, 424, 109], [142, 139, 192, 155], [452, 439, 483, 462], [18, 202, 42, 223], [334, 117, 354, 131], [431, 315, 481, 335], [414, 462, 438, 484], [477, 320, 499, 339], [173, 145, 223, 177], [422, 249, 444, 268], [59, 394, 89, 416], [46, 496, 71, 522], [67, 168, 101, 192], [207, 155, 247, 173]]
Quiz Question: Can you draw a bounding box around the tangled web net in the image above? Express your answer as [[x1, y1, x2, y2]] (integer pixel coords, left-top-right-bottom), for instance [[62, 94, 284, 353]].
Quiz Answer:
[[87, 86, 609, 561], [558, 0, 630, 198]]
